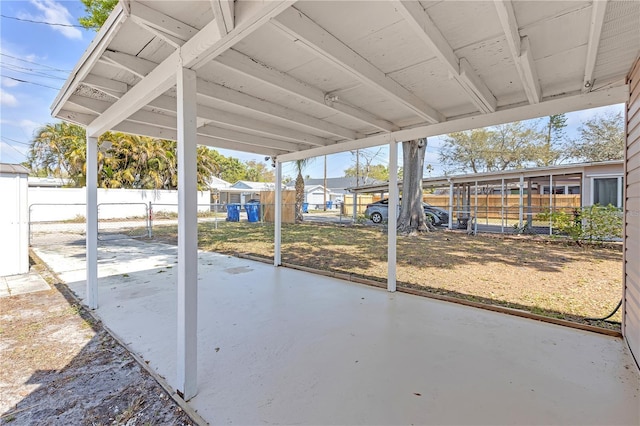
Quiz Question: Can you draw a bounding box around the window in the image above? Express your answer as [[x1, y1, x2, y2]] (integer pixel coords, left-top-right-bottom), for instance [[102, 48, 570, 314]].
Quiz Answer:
[[592, 177, 623, 208]]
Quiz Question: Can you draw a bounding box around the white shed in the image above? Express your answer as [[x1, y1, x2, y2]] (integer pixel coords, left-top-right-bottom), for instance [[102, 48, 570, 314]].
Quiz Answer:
[[0, 164, 30, 276]]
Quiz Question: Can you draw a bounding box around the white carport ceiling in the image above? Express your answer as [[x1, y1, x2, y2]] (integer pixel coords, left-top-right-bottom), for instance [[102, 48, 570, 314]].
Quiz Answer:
[[52, 0, 640, 161]]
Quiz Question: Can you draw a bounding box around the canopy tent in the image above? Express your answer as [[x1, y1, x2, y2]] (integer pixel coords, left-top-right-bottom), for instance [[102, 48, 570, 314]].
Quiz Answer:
[[51, 0, 640, 399]]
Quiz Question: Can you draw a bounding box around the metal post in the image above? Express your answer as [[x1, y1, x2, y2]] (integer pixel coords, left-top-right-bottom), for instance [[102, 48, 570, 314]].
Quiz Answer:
[[387, 139, 398, 292], [274, 160, 282, 266], [500, 178, 505, 233], [176, 66, 198, 401], [448, 180, 454, 229], [148, 201, 153, 238], [474, 180, 478, 235], [527, 177, 533, 227], [86, 135, 98, 310], [519, 175, 524, 228], [549, 174, 554, 235]]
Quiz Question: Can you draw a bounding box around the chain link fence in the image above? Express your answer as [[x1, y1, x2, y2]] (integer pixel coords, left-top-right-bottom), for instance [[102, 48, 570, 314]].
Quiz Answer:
[[29, 202, 149, 246]]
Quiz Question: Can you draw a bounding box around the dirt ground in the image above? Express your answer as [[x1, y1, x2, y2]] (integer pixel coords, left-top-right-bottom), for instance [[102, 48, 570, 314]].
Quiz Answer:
[[153, 221, 624, 328], [0, 257, 194, 425]]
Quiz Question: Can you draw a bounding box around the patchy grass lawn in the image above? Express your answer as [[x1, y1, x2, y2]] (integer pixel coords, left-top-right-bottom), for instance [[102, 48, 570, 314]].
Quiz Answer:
[[152, 221, 623, 328]]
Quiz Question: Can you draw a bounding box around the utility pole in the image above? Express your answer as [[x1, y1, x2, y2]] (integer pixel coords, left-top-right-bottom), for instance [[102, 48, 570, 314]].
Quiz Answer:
[[323, 155, 327, 211]]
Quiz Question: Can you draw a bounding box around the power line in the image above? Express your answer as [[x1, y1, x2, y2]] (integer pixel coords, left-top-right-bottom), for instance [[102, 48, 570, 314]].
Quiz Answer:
[[2, 64, 67, 80], [0, 14, 85, 28], [1, 136, 32, 147], [1, 141, 28, 160], [2, 76, 61, 90], [0, 53, 72, 72]]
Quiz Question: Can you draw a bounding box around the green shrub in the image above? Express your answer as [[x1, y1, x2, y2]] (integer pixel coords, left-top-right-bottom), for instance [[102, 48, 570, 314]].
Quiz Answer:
[[538, 204, 622, 243]]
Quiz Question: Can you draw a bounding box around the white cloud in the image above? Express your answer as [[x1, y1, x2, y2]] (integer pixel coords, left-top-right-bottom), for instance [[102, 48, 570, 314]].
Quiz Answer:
[[1, 77, 20, 88], [0, 88, 19, 107], [21, 0, 83, 40], [19, 119, 41, 137]]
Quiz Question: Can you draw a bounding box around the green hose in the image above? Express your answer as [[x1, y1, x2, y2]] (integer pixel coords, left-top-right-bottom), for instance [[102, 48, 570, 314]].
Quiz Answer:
[[585, 299, 622, 323]]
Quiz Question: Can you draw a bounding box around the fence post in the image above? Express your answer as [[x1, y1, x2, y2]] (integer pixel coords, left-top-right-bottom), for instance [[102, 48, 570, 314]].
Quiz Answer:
[[148, 201, 153, 238], [28, 204, 32, 246]]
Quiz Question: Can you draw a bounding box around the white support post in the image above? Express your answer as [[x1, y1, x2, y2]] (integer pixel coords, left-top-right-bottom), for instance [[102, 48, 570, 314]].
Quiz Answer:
[[86, 135, 98, 310], [519, 175, 524, 228], [549, 174, 554, 236], [387, 139, 398, 292], [500, 178, 505, 233], [448, 181, 454, 229], [474, 181, 478, 235], [176, 66, 198, 401], [527, 177, 533, 227], [274, 160, 282, 266]]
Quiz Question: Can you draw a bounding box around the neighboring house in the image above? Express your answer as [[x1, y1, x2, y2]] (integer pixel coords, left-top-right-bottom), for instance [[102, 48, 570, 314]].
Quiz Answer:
[[286, 177, 382, 204], [215, 180, 277, 205], [303, 184, 333, 208], [348, 160, 624, 231], [350, 161, 624, 208]]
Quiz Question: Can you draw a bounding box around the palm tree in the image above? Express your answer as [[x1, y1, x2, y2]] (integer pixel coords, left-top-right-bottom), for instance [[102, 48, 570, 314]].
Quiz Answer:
[[294, 158, 312, 223], [30, 122, 86, 185]]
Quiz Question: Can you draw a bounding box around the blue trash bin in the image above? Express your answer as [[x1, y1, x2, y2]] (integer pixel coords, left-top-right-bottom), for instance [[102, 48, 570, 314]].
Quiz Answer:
[[302, 202, 309, 213], [226, 203, 240, 222], [246, 203, 260, 222], [326, 200, 333, 209]]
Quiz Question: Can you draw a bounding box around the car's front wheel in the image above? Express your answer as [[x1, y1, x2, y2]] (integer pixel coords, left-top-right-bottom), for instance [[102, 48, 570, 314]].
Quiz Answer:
[[370, 212, 383, 224]]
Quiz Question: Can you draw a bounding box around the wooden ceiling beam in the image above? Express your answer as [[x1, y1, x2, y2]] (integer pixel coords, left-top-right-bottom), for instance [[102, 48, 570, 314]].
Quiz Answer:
[[583, 0, 608, 91], [197, 78, 358, 140], [394, 0, 497, 113], [87, 1, 294, 137], [216, 49, 399, 132], [210, 0, 235, 37], [272, 7, 443, 124], [494, 0, 542, 104]]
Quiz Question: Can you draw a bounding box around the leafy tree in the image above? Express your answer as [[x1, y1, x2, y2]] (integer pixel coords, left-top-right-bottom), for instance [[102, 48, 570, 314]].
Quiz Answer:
[[566, 112, 624, 162], [244, 160, 275, 182], [397, 138, 432, 234], [538, 114, 567, 166], [29, 122, 88, 186], [216, 156, 247, 183], [440, 122, 546, 173], [78, 0, 118, 30], [28, 122, 233, 190], [439, 128, 494, 174], [344, 163, 389, 181], [349, 148, 386, 185]]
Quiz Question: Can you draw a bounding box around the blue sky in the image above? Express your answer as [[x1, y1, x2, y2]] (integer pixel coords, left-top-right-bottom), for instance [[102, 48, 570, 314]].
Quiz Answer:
[[0, 1, 624, 181]]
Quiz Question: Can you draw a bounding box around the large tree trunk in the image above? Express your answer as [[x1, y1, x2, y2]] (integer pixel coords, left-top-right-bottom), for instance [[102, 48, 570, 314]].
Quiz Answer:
[[397, 138, 433, 234], [295, 171, 304, 223]]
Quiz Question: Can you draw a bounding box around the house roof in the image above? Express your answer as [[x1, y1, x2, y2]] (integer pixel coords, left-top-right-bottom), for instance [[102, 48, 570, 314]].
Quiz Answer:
[[349, 160, 625, 193], [0, 163, 29, 175], [286, 177, 382, 190], [50, 1, 639, 162], [231, 180, 276, 190], [208, 176, 231, 188]]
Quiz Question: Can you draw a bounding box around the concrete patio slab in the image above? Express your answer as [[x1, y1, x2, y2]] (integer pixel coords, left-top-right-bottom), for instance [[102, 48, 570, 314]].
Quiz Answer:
[[33, 238, 640, 425], [0, 272, 50, 298]]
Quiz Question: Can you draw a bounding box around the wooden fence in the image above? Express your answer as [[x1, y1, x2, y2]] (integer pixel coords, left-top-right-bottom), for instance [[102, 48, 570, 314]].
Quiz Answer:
[[260, 190, 296, 223], [424, 194, 581, 220]]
